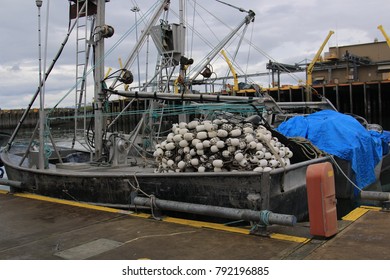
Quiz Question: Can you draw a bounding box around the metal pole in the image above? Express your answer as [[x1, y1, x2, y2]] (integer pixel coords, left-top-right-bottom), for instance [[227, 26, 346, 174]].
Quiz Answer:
[[134, 196, 297, 226], [131, 6, 141, 91], [36, 0, 45, 169], [0, 178, 23, 189], [360, 191, 390, 201], [93, 0, 106, 160], [113, 89, 274, 103]]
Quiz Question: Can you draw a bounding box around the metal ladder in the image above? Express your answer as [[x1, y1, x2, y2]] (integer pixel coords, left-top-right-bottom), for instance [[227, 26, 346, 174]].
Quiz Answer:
[[72, 0, 93, 151]]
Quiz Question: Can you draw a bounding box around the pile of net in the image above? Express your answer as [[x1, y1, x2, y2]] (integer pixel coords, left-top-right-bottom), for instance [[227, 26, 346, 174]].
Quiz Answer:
[[153, 118, 293, 173]]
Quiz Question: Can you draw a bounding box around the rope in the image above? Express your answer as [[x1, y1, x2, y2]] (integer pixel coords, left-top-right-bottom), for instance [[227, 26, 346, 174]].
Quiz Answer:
[[290, 137, 324, 160], [259, 210, 271, 226], [288, 138, 361, 192], [250, 209, 271, 232], [329, 155, 362, 192], [149, 194, 162, 220], [244, 21, 254, 77], [62, 189, 80, 202], [125, 174, 162, 220]]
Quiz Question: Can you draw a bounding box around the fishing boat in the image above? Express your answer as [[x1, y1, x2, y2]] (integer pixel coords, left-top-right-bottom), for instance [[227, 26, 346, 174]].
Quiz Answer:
[[1, 0, 389, 229]]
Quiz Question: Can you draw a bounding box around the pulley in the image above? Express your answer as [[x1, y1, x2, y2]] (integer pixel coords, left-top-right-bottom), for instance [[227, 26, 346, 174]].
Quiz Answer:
[[100, 24, 115, 38], [180, 56, 194, 70], [120, 70, 134, 84], [200, 66, 213, 78]]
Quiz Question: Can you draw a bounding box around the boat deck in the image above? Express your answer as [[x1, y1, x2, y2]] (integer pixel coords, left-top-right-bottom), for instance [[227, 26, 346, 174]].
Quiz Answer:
[[6, 152, 156, 174], [0, 189, 389, 260]]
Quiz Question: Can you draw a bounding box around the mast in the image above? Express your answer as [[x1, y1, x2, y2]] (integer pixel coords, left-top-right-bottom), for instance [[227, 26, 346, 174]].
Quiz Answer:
[[36, 0, 46, 169], [179, 0, 185, 52], [94, 0, 107, 160]]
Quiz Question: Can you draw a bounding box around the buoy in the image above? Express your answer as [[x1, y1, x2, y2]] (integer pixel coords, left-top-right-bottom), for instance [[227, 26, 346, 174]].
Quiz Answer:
[[195, 142, 204, 150], [184, 133, 194, 141], [212, 159, 223, 168], [165, 142, 176, 151], [217, 129, 228, 138], [202, 140, 211, 148], [173, 134, 183, 142], [230, 129, 241, 137], [234, 152, 244, 162], [216, 140, 225, 149], [198, 166, 206, 172], [179, 128, 189, 135], [253, 166, 263, 172], [210, 145, 219, 153], [179, 140, 189, 148], [197, 131, 208, 140]]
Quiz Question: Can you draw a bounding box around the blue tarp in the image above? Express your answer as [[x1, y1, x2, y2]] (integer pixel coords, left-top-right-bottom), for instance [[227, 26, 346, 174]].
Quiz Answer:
[[277, 110, 389, 190]]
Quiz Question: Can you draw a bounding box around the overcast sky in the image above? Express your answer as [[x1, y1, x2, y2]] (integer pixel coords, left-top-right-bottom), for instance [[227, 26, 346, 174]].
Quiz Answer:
[[0, 0, 389, 110]]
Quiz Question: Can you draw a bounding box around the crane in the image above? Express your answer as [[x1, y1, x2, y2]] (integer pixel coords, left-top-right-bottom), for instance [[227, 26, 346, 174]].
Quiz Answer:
[[220, 49, 239, 93], [220, 49, 261, 96], [378, 25, 390, 48], [306, 30, 334, 89]]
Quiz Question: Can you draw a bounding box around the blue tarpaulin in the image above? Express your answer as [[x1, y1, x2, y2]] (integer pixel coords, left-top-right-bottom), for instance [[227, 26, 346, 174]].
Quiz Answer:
[[277, 110, 388, 190]]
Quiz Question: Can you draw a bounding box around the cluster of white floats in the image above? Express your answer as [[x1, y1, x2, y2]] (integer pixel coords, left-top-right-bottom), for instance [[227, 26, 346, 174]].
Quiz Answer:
[[153, 118, 293, 173]]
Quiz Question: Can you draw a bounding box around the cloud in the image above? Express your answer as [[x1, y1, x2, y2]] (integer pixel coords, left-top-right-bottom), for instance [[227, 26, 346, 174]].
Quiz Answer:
[[9, 65, 21, 72], [0, 0, 389, 110]]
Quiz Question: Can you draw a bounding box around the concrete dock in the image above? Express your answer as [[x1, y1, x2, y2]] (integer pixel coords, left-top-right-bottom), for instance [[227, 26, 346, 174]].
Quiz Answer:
[[0, 189, 389, 260]]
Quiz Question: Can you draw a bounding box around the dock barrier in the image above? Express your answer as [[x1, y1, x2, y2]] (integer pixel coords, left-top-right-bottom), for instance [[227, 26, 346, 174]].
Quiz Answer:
[[360, 190, 390, 201], [0, 178, 23, 189], [133, 196, 297, 226]]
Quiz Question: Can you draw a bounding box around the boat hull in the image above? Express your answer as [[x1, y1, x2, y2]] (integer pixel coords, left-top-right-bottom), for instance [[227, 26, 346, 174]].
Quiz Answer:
[[1, 152, 335, 221]]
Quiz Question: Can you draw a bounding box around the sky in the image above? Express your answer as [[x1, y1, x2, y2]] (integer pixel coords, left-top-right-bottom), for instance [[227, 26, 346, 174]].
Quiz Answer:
[[0, 0, 389, 110]]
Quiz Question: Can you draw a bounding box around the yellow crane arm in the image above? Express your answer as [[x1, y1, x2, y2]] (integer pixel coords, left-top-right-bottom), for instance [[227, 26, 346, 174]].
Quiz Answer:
[[378, 25, 390, 49], [220, 49, 239, 92], [306, 30, 334, 86]]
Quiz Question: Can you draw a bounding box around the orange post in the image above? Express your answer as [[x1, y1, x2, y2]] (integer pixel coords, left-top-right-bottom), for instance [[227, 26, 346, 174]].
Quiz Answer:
[[306, 162, 338, 237]]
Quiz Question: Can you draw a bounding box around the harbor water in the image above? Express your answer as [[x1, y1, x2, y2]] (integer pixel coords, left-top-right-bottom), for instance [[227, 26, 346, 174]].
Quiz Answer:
[[0, 127, 77, 192]]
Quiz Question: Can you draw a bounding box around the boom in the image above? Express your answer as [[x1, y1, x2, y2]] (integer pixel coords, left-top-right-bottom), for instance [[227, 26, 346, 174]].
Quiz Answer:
[[220, 49, 239, 92], [306, 30, 334, 87], [378, 25, 390, 49], [189, 10, 255, 83]]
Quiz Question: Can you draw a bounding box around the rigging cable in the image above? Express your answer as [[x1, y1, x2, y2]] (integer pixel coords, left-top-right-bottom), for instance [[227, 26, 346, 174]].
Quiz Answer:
[[244, 20, 255, 79], [191, 0, 308, 93], [183, 1, 253, 82], [5, 1, 86, 151], [50, 1, 160, 111], [329, 156, 362, 192], [189, 0, 197, 60], [214, 0, 249, 13]]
